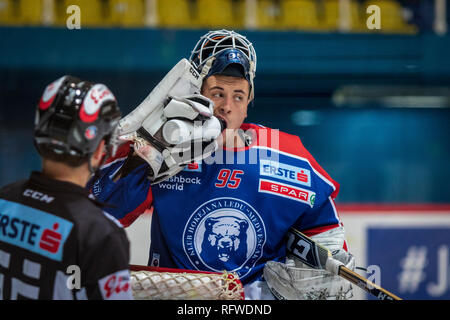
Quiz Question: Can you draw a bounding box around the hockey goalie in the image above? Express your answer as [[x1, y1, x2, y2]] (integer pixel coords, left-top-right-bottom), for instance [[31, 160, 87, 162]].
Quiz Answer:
[[89, 29, 356, 300]]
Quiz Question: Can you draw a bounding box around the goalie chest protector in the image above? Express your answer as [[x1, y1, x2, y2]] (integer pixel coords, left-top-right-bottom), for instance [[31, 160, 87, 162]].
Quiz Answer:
[[147, 123, 341, 284], [92, 123, 341, 286]]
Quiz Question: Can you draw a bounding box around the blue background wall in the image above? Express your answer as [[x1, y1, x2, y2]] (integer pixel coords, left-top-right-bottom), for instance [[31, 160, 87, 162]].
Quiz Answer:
[[0, 27, 449, 203]]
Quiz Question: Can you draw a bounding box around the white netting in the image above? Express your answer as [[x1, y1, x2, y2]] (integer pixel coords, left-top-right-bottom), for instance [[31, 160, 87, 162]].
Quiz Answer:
[[130, 265, 244, 300]]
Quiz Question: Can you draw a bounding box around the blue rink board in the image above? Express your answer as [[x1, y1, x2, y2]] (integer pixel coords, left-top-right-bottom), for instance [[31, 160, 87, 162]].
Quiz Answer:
[[367, 227, 450, 300]]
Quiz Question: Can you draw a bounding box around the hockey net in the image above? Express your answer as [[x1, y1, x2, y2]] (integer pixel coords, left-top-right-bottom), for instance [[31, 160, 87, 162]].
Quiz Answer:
[[129, 265, 245, 300]]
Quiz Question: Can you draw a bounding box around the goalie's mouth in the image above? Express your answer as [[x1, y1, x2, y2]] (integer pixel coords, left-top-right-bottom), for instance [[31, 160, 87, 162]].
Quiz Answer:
[[214, 115, 227, 127]]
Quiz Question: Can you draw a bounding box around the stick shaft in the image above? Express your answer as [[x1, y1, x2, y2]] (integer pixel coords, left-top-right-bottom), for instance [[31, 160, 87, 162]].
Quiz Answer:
[[338, 266, 402, 300]]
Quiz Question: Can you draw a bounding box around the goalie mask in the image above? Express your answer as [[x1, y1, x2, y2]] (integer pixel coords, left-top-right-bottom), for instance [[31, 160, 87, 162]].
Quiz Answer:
[[34, 75, 122, 163], [189, 29, 257, 100]]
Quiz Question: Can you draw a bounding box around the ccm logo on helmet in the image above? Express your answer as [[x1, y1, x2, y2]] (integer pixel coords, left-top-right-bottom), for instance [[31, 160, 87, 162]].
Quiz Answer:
[[79, 84, 115, 123]]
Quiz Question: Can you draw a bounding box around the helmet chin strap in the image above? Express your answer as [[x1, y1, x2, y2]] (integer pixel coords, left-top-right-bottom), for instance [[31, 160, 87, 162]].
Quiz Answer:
[[200, 57, 215, 79]]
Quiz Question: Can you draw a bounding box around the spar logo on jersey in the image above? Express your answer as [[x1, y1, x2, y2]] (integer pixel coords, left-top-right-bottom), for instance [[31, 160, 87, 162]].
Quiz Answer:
[[182, 198, 266, 281], [259, 179, 316, 207], [260, 159, 311, 187]]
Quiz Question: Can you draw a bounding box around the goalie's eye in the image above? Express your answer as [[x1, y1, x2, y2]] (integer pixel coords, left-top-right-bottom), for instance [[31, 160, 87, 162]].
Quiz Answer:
[[234, 94, 244, 102]]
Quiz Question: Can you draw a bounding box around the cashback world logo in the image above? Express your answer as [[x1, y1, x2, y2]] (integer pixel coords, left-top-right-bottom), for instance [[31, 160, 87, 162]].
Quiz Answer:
[[157, 175, 202, 191]]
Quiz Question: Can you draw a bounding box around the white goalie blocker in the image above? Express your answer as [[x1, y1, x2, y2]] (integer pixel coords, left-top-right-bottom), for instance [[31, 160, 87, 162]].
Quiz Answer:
[[116, 58, 225, 184], [264, 226, 356, 300]]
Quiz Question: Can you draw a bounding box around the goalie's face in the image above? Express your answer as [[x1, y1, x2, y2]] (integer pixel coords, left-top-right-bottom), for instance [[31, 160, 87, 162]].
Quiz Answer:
[[201, 75, 250, 131]]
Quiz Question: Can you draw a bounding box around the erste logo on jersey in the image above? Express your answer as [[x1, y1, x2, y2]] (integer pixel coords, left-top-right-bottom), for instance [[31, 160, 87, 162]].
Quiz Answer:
[[182, 198, 266, 280], [260, 159, 311, 187], [0, 199, 73, 261]]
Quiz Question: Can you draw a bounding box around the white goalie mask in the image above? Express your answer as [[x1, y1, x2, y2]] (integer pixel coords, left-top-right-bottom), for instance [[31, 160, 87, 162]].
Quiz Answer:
[[189, 29, 257, 101]]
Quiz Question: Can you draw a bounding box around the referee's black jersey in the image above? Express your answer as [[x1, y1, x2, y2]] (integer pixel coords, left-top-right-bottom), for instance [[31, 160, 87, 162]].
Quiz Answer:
[[0, 171, 133, 300]]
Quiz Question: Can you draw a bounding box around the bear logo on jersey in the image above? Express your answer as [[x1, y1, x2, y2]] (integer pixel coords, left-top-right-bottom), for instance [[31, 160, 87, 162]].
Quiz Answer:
[[201, 216, 249, 270], [183, 197, 266, 280]]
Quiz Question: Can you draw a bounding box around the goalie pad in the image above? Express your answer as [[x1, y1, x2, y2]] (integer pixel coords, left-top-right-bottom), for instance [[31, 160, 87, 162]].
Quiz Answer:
[[117, 59, 225, 183], [263, 226, 355, 300]]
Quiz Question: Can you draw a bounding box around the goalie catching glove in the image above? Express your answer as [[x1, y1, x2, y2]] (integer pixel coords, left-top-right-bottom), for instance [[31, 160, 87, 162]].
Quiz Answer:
[[117, 59, 226, 184]]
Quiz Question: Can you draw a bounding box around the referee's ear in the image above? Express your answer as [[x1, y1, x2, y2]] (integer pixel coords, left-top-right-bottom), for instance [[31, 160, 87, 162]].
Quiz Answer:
[[91, 140, 106, 166]]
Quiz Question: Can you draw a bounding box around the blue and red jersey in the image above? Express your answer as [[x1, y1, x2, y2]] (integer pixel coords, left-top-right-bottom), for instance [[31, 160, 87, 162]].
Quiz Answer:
[[90, 123, 344, 295]]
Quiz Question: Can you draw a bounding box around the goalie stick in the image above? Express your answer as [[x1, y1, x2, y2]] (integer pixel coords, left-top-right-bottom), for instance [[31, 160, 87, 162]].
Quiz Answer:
[[286, 228, 402, 300]]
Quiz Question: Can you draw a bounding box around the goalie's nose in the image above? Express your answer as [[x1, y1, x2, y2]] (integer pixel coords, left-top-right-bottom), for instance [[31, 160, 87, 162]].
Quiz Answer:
[[217, 102, 232, 116], [218, 93, 236, 115]]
